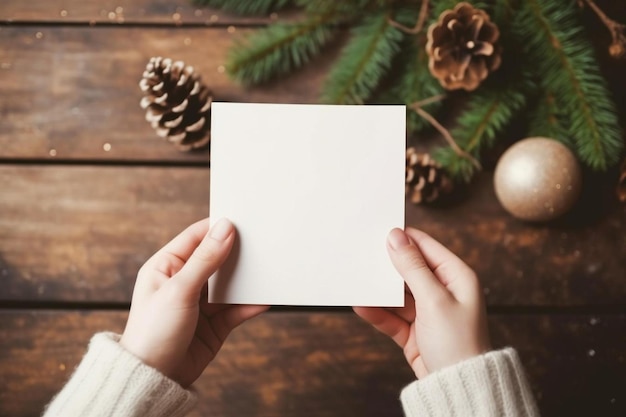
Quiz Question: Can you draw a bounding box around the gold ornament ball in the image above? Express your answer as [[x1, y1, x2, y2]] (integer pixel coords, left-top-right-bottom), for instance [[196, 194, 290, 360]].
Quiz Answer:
[[494, 137, 582, 222]]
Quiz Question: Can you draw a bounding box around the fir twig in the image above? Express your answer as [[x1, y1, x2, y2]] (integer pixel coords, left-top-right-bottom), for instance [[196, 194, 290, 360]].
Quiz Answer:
[[457, 85, 529, 157], [527, 90, 570, 145], [411, 104, 482, 170], [193, 0, 292, 15], [388, 0, 429, 35], [227, 14, 336, 85], [321, 13, 404, 104], [410, 94, 446, 108], [581, 0, 626, 58], [434, 67, 532, 182], [298, 0, 387, 19], [520, 0, 623, 170], [433, 146, 478, 184], [382, 34, 445, 134]]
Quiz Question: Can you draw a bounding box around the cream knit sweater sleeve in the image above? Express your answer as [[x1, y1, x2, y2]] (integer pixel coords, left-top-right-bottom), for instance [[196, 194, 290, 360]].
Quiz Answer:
[[400, 348, 540, 417], [43, 332, 196, 417]]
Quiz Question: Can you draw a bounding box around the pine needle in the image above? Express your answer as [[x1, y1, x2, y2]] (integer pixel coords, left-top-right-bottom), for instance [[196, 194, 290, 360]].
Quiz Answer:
[[227, 15, 335, 85], [389, 37, 445, 134], [454, 82, 530, 157], [433, 147, 478, 184], [321, 13, 404, 104], [193, 0, 292, 15], [527, 90, 571, 145], [297, 0, 388, 17], [518, 0, 623, 170], [435, 58, 533, 182]]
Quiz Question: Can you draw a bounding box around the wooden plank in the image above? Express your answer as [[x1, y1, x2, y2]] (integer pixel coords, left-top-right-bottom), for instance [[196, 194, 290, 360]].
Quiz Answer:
[[1, 165, 625, 306], [0, 15, 624, 163], [0, 164, 209, 302], [0, 0, 294, 25], [409, 173, 626, 307], [0, 310, 624, 416], [0, 26, 330, 162]]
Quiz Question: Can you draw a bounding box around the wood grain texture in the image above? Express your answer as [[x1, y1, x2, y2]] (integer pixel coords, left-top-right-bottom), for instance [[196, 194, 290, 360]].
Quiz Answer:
[[0, 164, 209, 302], [408, 173, 626, 307], [1, 2, 625, 417], [1, 165, 624, 306], [0, 26, 332, 162], [0, 8, 624, 163], [0, 0, 292, 25], [0, 310, 624, 417]]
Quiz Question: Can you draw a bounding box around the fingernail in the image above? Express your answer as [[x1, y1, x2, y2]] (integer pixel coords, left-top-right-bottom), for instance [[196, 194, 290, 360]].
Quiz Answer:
[[388, 228, 411, 250], [209, 218, 233, 241]]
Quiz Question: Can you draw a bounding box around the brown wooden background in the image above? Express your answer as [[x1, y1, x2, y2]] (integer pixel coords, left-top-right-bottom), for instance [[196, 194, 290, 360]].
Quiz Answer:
[[1, 1, 625, 416]]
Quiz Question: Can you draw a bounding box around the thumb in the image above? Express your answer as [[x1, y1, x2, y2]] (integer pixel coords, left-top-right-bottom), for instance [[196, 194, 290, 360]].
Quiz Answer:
[[387, 228, 450, 303], [173, 218, 235, 301]]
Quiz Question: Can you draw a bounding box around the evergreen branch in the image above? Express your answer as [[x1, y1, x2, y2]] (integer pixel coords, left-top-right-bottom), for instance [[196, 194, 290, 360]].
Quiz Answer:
[[581, 0, 626, 57], [527, 90, 570, 145], [388, 0, 429, 34], [433, 146, 478, 183], [519, 0, 623, 170], [412, 105, 482, 170], [392, 36, 445, 134], [429, 0, 467, 20], [417, 0, 532, 183], [456, 88, 526, 156], [193, 0, 292, 15], [226, 14, 336, 85], [489, 0, 516, 26], [321, 13, 404, 104], [434, 66, 532, 183], [297, 0, 395, 19]]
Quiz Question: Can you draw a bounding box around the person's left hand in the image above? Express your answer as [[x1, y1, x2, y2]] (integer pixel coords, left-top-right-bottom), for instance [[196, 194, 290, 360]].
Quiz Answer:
[[119, 218, 268, 388]]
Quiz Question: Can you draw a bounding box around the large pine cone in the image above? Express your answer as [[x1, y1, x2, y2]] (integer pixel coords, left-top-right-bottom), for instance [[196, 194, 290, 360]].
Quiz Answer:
[[140, 57, 212, 151], [426, 2, 501, 91], [406, 148, 453, 204]]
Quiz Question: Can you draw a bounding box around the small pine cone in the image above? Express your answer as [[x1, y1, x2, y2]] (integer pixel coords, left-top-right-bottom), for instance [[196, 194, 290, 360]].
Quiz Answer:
[[426, 2, 501, 91], [139, 57, 212, 151], [618, 158, 626, 203], [609, 40, 625, 59], [406, 148, 453, 204]]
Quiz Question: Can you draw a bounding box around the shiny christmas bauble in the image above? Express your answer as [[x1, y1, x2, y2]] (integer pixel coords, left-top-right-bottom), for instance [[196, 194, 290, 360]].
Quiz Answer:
[[494, 137, 582, 222]]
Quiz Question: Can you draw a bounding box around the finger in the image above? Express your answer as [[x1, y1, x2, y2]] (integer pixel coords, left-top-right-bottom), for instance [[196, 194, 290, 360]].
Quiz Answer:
[[172, 218, 236, 301], [387, 292, 416, 323], [200, 302, 268, 320], [195, 304, 269, 361], [208, 305, 269, 343], [154, 218, 212, 263], [353, 307, 411, 348], [386, 228, 450, 304], [221, 304, 270, 331], [405, 228, 479, 302]]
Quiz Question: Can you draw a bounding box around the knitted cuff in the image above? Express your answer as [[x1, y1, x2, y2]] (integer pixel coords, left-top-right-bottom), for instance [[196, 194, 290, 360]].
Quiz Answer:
[[400, 348, 539, 417], [43, 332, 197, 417]]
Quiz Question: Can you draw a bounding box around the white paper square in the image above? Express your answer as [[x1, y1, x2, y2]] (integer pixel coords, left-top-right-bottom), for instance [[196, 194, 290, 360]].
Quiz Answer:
[[209, 103, 405, 306]]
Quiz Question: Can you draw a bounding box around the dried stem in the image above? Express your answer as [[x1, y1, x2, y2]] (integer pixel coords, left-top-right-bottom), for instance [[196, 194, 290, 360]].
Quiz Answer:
[[582, 0, 626, 57], [410, 97, 482, 170], [409, 93, 446, 108], [388, 0, 430, 35]]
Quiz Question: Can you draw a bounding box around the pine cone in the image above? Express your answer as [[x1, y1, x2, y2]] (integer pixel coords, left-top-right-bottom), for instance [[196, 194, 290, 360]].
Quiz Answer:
[[406, 148, 453, 204], [139, 57, 212, 151], [618, 158, 626, 203], [426, 2, 501, 91]]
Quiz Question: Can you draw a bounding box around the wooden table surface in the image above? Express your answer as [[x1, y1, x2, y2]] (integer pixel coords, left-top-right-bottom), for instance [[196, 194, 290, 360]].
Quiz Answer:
[[1, 1, 625, 416]]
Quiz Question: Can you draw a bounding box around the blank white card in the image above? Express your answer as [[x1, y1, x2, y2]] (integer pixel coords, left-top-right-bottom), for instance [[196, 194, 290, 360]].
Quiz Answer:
[[209, 103, 405, 306]]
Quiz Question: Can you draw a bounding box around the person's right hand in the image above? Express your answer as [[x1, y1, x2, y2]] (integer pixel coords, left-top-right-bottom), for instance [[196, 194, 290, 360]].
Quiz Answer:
[[119, 218, 268, 388], [354, 228, 491, 379]]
